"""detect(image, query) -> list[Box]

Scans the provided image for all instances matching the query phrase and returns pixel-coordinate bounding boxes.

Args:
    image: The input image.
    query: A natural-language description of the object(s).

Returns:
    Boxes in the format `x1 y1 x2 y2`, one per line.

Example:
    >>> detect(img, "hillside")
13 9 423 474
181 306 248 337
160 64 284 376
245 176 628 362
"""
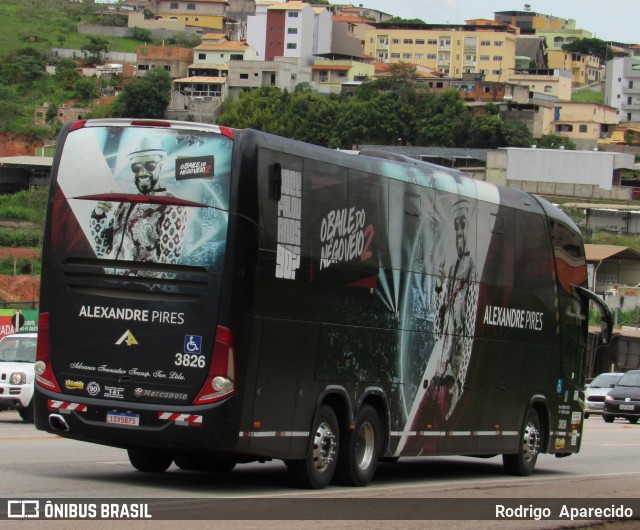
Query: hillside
0 247 40 304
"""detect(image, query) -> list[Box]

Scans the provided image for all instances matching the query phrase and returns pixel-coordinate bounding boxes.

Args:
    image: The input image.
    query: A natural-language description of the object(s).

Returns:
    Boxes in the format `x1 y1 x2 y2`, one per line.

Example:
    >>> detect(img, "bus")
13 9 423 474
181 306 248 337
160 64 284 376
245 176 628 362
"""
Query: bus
34 119 612 489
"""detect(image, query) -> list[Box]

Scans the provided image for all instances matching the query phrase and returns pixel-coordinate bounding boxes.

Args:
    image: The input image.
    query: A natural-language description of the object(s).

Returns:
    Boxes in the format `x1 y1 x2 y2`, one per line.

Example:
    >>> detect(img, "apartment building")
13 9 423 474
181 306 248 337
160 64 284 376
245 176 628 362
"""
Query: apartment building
605 56 640 123
171 34 258 102
311 55 375 94
547 49 602 87
331 12 373 57
246 1 331 66
552 102 618 149
153 0 228 31
363 23 518 82
507 68 572 101
494 9 569 34
225 56 311 99
135 46 194 78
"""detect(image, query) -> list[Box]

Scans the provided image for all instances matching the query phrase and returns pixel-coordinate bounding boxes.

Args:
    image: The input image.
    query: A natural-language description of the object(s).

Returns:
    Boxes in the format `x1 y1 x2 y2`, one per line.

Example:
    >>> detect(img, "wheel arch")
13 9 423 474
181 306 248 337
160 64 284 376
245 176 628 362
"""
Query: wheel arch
356 387 390 455
527 395 550 453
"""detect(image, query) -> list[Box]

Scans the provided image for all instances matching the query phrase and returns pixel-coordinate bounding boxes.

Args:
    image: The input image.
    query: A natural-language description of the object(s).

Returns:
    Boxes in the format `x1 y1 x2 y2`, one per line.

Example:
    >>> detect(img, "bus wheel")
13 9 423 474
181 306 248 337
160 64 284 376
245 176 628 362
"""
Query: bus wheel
628 418 638 424
287 405 339 489
18 401 34 423
334 405 381 486
503 408 542 476
127 447 173 473
603 415 615 423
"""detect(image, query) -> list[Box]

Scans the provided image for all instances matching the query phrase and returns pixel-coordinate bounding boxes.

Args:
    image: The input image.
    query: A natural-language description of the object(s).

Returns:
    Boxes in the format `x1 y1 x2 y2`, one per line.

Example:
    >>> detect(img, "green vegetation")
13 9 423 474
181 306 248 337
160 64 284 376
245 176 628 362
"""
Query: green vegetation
572 90 605 104
561 38 614 64
0 0 143 54
217 82 537 149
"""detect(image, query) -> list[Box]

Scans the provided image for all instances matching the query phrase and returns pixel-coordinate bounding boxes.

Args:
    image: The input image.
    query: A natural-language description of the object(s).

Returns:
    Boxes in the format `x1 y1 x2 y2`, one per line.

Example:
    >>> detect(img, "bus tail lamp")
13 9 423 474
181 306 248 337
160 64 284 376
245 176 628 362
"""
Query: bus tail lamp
34 312 61 392
193 326 236 405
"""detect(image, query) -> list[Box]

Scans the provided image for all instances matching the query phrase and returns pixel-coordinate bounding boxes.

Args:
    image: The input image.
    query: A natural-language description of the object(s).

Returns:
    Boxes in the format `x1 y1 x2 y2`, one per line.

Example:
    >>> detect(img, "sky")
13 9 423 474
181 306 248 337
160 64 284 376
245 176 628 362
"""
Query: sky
360 1 639 45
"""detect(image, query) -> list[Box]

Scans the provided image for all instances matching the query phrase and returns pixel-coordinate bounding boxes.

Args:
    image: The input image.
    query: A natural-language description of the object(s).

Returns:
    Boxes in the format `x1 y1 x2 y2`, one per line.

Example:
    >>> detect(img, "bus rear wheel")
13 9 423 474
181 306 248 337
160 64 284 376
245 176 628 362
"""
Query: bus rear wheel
334 405 381 487
503 408 542 476
287 405 339 489
127 447 173 473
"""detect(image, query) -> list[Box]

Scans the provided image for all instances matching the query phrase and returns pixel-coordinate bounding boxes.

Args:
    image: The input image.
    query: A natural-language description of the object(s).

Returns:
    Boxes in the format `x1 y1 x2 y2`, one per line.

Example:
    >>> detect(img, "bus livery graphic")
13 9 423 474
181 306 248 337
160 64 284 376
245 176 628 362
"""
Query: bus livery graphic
35 119 611 488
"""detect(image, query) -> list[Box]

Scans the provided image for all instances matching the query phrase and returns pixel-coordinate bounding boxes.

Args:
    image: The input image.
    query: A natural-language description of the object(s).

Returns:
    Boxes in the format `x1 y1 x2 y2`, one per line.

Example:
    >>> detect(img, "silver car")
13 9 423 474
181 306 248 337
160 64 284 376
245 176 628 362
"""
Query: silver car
584 372 624 418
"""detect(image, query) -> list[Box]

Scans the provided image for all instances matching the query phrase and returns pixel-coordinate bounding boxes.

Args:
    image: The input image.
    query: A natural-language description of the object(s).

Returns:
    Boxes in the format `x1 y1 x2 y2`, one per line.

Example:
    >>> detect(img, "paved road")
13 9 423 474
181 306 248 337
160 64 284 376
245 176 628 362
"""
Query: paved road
0 411 638 529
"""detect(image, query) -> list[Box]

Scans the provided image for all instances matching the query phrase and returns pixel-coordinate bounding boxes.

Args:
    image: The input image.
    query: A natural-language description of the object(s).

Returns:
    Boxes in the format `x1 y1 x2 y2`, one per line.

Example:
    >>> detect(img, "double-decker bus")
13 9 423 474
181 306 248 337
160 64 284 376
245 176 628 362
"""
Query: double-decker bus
34 119 611 488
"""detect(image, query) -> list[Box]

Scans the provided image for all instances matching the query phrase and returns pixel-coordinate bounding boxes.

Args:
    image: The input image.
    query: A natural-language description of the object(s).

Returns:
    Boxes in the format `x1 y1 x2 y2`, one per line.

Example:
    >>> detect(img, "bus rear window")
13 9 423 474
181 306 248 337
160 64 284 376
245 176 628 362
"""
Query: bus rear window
55 124 233 272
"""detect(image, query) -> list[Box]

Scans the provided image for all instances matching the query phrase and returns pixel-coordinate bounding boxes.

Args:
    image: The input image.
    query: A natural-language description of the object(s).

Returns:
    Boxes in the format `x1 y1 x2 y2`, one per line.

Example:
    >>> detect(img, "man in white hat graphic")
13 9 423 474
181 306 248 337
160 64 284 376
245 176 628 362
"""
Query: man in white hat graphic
90 137 186 268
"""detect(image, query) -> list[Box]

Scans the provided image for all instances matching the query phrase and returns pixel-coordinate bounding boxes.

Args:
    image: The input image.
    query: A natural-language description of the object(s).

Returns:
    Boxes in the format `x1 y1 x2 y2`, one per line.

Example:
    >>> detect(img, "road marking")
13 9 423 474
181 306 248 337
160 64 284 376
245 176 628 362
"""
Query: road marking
0 434 64 442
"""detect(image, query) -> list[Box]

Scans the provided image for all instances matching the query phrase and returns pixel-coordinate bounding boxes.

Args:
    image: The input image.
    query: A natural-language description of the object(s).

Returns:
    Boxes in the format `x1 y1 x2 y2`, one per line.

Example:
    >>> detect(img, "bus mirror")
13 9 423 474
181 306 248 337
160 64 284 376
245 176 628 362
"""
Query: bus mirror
572 284 613 346
269 164 282 201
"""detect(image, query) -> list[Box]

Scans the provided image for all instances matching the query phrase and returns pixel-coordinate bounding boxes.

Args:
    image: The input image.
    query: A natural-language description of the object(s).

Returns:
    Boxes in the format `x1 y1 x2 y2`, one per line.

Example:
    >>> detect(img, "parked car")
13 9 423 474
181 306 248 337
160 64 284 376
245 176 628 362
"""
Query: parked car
603 370 640 424
584 372 625 418
0 332 38 422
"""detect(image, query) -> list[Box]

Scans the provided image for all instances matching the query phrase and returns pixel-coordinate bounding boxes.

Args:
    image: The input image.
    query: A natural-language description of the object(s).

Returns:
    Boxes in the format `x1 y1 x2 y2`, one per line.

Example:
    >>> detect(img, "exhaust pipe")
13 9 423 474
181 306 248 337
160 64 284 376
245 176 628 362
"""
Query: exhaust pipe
49 414 70 432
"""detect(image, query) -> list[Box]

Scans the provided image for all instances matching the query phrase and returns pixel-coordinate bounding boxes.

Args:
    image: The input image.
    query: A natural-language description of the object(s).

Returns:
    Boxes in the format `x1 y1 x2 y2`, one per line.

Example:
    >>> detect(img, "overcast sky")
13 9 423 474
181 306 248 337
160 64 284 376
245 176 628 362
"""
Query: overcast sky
360 1 638 44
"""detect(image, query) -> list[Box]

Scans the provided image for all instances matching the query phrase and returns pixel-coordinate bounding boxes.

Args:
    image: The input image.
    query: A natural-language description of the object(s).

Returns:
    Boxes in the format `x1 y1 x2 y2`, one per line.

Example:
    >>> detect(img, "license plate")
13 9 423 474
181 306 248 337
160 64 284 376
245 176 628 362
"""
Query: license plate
106 411 140 426
619 404 635 411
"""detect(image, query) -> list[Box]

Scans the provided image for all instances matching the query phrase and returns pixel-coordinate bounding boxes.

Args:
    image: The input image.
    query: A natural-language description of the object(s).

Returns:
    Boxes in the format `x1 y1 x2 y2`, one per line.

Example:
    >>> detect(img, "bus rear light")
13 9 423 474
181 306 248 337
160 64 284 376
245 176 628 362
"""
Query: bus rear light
219 126 234 139
192 326 236 405
35 312 61 392
131 120 171 127
69 120 87 132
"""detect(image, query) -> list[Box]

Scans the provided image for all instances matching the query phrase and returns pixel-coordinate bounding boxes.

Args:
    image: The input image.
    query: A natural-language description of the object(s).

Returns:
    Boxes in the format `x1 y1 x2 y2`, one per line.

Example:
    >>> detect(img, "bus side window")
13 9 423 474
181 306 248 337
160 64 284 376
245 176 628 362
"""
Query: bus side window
477 203 514 288
515 210 555 311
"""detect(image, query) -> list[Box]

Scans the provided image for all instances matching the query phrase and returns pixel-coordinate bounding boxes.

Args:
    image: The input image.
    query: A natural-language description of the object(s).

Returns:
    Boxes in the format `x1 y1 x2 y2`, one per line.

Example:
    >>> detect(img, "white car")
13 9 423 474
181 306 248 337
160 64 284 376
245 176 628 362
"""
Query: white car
0 332 38 422
584 372 624 418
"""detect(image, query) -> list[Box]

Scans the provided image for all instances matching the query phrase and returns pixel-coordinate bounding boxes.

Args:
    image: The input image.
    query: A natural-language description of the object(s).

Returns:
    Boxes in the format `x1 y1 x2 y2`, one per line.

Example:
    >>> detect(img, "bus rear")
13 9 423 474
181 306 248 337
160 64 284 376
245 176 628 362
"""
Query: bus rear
34 119 241 470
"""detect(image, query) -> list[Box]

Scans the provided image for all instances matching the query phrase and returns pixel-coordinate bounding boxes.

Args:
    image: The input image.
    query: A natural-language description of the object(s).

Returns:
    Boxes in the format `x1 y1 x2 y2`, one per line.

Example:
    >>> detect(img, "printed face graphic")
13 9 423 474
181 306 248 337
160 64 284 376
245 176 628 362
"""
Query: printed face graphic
131 155 162 194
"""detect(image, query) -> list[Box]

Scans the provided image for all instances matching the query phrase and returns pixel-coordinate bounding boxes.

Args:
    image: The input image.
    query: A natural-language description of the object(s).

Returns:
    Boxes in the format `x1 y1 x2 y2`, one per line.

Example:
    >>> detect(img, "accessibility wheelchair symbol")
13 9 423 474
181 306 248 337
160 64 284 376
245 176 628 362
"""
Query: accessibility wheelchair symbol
184 335 202 354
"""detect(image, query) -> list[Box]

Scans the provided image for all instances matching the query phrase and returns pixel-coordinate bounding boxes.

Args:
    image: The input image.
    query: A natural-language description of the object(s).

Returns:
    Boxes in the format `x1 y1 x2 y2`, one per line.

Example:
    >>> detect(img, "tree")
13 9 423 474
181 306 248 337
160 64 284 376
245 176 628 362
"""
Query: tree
562 38 613 64
81 36 109 66
54 58 80 90
111 69 172 119
467 114 504 148
129 27 152 42
501 120 533 147
375 61 420 92
414 90 470 147
537 134 576 150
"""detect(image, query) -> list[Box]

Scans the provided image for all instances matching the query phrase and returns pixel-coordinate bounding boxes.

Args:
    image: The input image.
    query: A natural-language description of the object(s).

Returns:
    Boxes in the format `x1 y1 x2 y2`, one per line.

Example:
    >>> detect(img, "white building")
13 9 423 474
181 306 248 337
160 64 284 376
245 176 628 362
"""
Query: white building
605 56 640 123
246 1 331 66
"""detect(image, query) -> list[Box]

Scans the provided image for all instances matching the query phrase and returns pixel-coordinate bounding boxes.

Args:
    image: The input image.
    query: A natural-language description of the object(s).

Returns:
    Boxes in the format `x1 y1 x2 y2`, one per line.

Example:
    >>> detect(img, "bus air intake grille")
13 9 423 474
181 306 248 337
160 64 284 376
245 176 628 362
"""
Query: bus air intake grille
61 259 209 301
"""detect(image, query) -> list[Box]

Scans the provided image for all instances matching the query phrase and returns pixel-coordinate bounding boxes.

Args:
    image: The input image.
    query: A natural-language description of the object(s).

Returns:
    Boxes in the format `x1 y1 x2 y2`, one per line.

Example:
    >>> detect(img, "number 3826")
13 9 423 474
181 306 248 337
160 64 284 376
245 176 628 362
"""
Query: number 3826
174 353 205 368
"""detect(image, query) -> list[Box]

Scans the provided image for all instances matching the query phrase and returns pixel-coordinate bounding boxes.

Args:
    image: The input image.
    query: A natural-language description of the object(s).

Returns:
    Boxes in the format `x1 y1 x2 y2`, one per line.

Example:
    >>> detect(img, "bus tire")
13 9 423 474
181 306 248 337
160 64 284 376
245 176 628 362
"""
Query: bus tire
334 404 381 487
18 400 34 423
603 414 615 423
127 447 173 473
287 405 339 489
503 408 542 476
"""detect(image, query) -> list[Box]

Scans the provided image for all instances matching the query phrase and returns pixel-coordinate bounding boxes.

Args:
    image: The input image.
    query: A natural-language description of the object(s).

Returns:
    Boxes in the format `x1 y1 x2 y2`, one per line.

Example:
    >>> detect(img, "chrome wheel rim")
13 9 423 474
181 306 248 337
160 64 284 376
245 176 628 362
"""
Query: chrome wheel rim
522 420 540 463
312 421 336 472
355 421 375 471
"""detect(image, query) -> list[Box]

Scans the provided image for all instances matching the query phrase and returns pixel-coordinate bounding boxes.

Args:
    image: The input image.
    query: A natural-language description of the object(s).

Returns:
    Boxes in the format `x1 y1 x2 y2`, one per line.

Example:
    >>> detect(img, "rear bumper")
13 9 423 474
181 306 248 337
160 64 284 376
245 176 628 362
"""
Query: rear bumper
34 386 245 454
